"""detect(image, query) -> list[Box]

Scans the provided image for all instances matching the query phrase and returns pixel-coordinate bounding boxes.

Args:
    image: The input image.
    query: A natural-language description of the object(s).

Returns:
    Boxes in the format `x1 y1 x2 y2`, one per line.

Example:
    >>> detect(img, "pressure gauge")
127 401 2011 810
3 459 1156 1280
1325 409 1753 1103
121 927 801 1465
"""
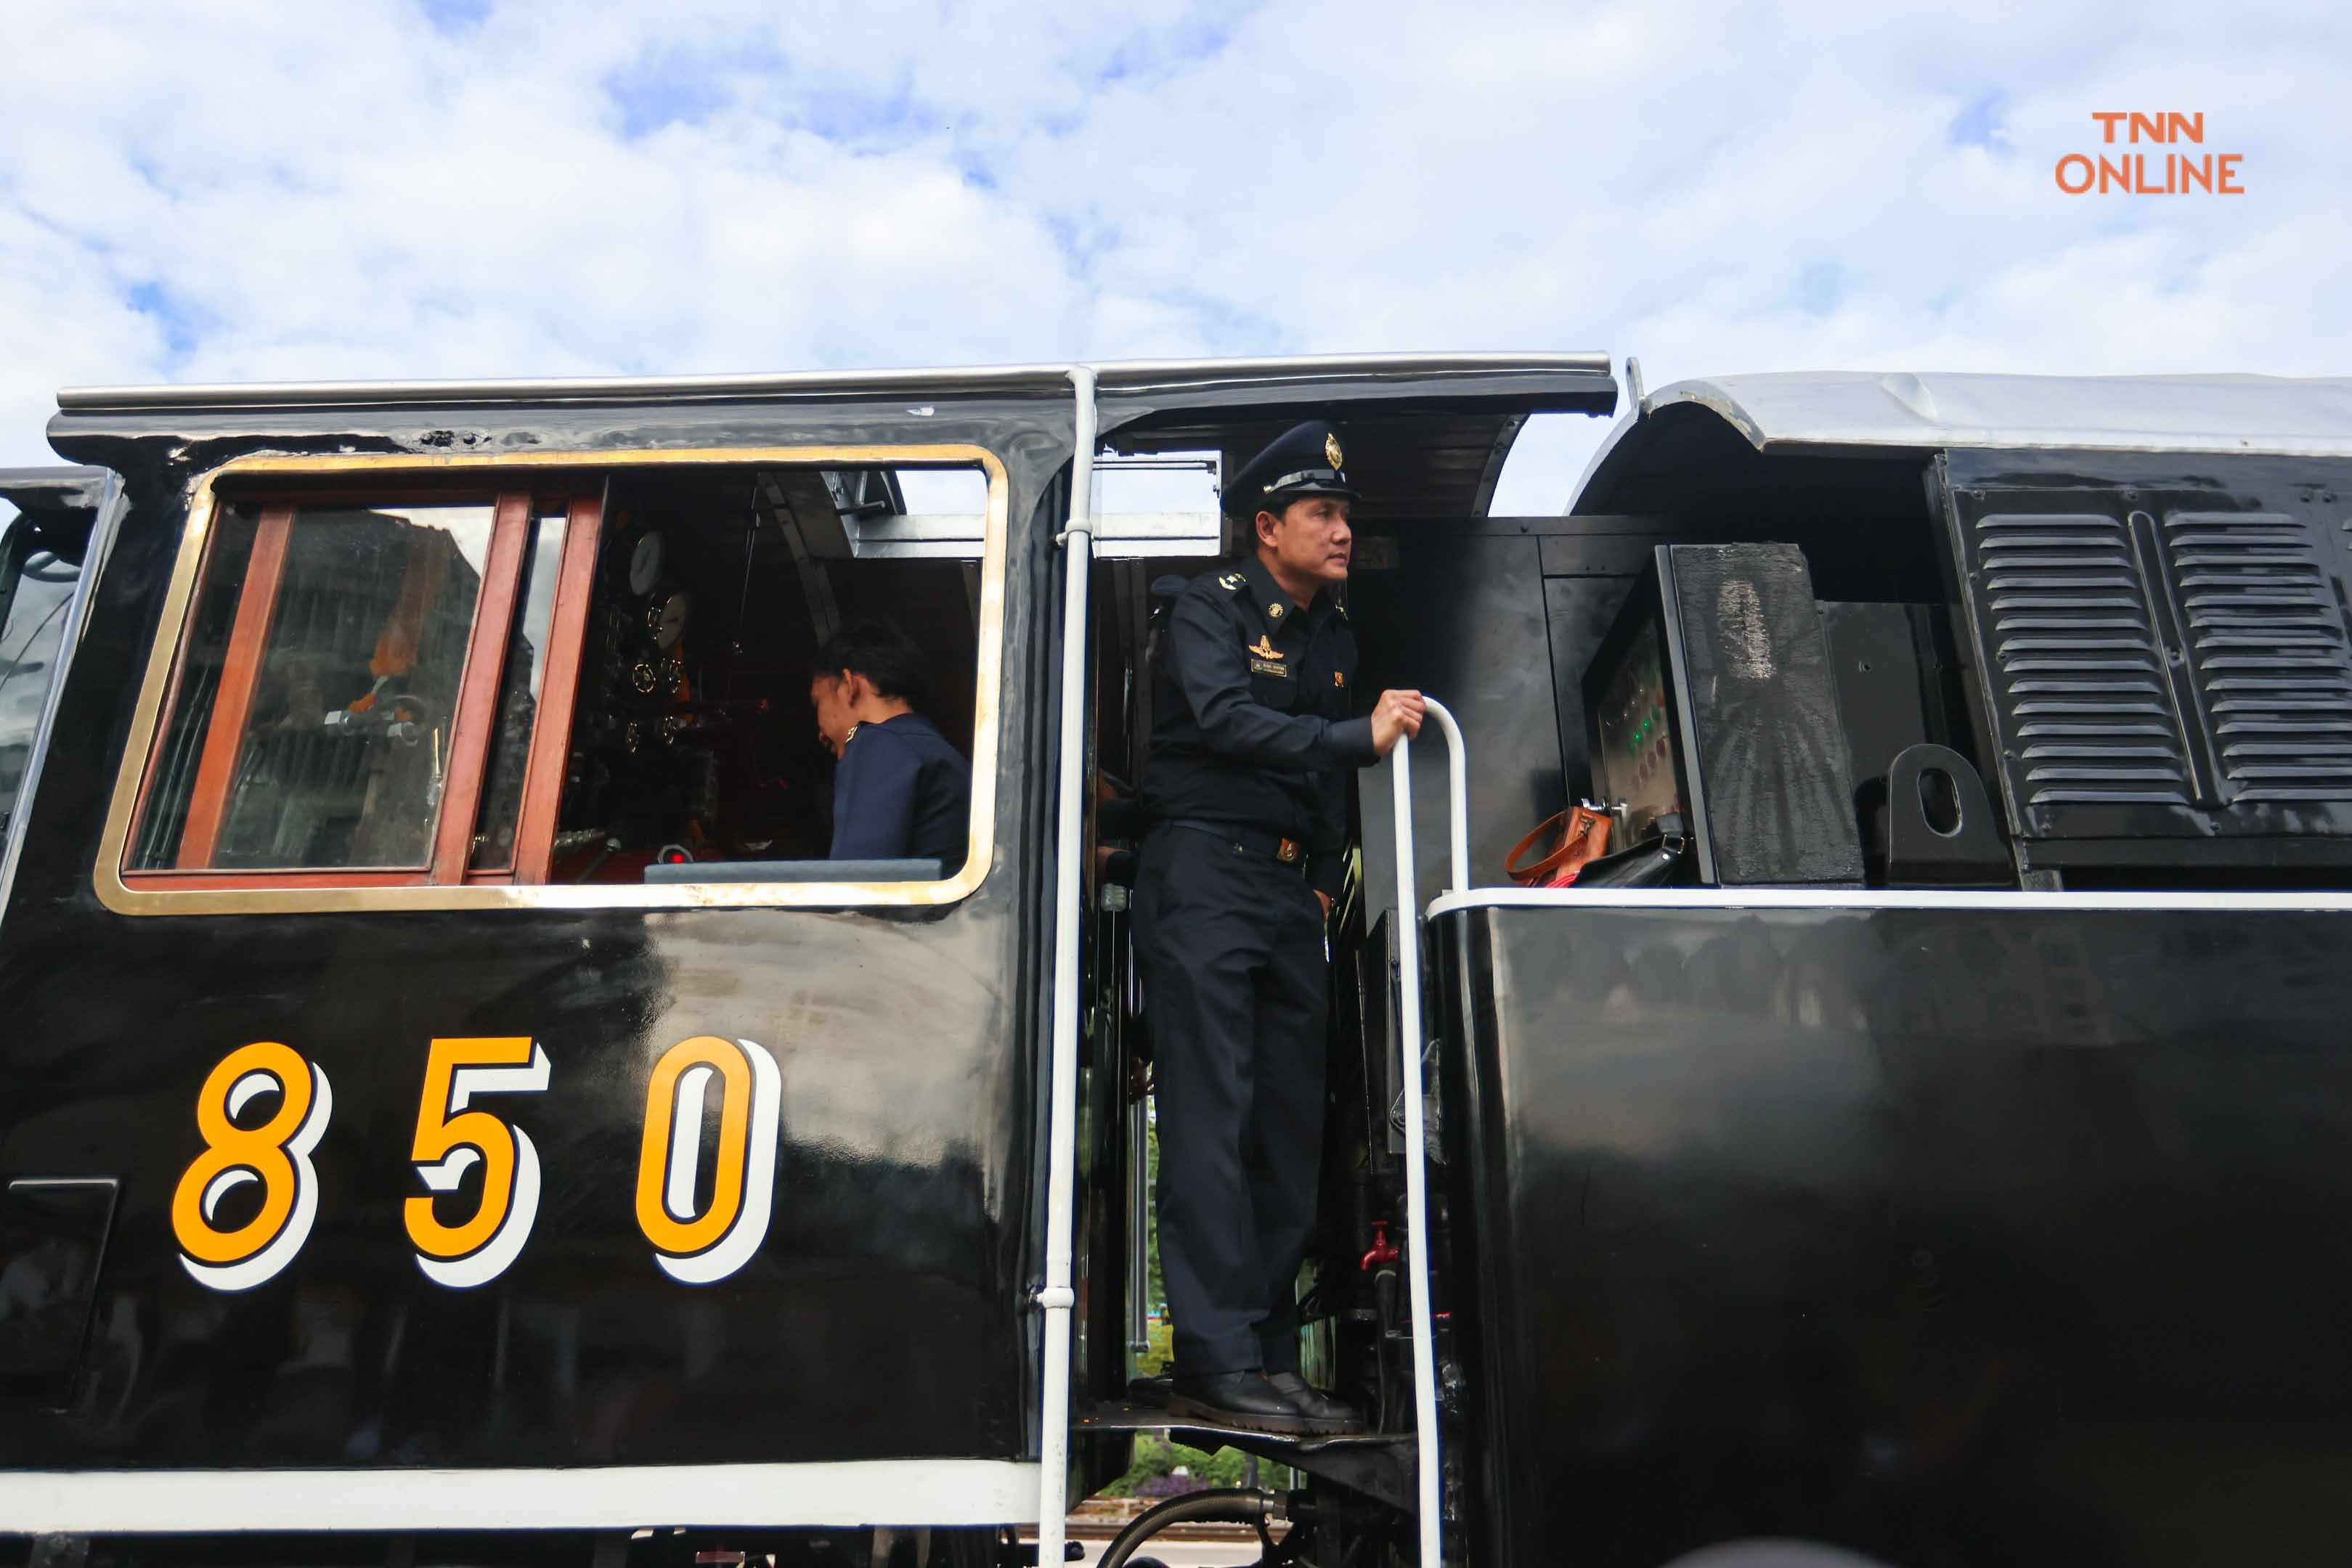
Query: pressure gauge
651 589 692 650
628 531 666 597
631 661 659 694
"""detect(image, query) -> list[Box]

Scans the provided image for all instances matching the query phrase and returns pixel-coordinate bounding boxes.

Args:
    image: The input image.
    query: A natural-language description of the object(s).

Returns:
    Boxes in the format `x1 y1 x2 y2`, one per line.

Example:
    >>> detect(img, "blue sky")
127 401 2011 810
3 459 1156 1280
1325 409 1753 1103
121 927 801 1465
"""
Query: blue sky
2 0 2345 508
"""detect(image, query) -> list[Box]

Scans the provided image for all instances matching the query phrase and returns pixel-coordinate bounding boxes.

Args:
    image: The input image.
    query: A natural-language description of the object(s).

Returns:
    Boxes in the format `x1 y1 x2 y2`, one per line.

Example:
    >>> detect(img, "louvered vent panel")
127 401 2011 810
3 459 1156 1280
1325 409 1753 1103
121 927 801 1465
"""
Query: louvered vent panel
2162 510 2352 802
1975 510 2193 807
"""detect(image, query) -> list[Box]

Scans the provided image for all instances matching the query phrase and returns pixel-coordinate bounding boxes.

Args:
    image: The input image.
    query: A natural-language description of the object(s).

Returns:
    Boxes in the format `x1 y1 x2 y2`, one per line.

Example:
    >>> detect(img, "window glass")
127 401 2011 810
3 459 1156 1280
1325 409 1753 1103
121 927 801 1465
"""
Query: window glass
134 507 261 869
1094 451 1221 514
550 463 985 884
137 501 495 871
893 467 989 516
0 510 82 838
469 504 569 871
116 454 1001 905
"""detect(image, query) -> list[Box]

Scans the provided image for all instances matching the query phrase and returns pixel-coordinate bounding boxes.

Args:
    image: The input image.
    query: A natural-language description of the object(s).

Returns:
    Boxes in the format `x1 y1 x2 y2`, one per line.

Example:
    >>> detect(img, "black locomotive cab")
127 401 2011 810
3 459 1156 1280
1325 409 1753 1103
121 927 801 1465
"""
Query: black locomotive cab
7 359 2352 1568
1372 368 2352 1568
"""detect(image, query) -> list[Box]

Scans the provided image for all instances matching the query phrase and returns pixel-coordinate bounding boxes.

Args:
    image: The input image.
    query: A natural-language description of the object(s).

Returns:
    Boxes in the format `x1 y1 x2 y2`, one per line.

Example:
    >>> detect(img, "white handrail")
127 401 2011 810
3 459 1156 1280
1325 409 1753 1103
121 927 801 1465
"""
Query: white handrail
1426 700 1468 898
1033 366 1098 1568
1389 695 1466 1567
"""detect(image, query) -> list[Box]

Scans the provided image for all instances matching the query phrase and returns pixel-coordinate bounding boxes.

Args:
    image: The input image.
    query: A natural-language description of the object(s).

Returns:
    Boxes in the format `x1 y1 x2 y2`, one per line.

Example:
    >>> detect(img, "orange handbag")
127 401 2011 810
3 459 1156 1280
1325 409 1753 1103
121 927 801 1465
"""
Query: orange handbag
1504 804 1613 888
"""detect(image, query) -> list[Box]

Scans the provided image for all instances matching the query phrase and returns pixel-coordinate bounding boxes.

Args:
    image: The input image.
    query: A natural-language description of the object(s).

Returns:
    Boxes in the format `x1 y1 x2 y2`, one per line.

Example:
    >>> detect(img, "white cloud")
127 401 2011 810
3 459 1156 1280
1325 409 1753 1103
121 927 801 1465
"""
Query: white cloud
0 0 2345 524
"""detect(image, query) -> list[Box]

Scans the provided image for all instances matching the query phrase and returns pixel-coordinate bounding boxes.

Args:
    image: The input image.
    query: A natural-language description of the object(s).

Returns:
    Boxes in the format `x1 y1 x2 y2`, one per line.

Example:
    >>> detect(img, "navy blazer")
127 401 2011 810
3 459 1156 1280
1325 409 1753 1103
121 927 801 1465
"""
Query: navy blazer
1139 555 1375 900
829 712 972 867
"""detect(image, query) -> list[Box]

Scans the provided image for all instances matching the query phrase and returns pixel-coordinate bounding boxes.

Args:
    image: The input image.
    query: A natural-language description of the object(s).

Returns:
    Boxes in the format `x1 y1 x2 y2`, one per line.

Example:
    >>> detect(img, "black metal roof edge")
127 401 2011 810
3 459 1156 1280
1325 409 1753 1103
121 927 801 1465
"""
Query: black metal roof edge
0 465 112 515
56 352 1614 415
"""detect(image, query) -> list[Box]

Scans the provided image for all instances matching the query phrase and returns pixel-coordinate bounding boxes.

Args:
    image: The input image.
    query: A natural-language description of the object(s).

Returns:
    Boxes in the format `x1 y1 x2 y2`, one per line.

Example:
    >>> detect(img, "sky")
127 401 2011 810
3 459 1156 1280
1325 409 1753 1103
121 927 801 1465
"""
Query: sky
1 0 2345 511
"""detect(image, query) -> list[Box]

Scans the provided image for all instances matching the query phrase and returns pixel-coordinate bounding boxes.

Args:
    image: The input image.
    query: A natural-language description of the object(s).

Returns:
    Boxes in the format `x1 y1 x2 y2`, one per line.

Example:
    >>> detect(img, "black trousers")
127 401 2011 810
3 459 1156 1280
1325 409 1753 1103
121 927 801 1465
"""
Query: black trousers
1134 824 1329 1376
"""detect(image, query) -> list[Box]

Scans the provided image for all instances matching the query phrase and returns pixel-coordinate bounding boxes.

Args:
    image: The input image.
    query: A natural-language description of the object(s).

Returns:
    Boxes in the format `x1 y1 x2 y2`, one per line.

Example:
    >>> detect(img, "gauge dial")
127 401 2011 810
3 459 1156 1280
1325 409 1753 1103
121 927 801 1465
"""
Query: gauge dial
652 589 692 650
628 531 666 597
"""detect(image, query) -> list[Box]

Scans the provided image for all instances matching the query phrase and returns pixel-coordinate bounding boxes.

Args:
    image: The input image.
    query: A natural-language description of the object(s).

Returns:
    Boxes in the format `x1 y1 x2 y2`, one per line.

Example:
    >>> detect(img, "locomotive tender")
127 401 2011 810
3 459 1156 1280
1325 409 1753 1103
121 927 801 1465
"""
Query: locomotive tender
4 357 2352 1567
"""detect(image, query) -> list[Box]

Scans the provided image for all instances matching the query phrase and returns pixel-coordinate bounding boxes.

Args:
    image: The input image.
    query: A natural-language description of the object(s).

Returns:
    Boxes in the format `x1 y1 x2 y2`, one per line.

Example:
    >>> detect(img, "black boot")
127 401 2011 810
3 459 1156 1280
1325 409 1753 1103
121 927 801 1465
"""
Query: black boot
1166 1370 1314 1435
1264 1371 1363 1434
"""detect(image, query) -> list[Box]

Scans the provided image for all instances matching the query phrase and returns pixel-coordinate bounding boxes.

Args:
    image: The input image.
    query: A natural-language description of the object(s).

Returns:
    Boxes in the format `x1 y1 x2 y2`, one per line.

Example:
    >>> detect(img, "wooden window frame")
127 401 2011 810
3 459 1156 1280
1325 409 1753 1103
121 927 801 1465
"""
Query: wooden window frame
166 501 295 870
123 487 603 893
94 444 1007 917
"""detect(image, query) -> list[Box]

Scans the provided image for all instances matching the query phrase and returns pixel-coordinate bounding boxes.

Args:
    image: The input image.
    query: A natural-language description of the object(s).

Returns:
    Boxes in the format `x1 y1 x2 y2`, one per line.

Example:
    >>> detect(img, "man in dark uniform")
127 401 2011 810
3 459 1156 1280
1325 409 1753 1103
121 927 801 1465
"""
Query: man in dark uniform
1136 420 1425 1434
810 619 972 868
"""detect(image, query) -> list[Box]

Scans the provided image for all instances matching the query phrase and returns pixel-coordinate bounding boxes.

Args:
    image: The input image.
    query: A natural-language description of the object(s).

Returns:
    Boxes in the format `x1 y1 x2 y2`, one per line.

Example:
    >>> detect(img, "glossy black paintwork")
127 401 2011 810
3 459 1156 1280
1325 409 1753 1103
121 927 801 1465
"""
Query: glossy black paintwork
3 370 1619 1495
0 393 1072 1468
0 467 110 565
1436 901 2352 1568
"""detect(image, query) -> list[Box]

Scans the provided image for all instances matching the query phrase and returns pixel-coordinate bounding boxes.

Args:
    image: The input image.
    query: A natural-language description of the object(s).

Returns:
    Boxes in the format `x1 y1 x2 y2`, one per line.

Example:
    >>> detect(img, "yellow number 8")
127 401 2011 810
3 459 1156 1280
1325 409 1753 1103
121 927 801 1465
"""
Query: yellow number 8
169 1042 334 1292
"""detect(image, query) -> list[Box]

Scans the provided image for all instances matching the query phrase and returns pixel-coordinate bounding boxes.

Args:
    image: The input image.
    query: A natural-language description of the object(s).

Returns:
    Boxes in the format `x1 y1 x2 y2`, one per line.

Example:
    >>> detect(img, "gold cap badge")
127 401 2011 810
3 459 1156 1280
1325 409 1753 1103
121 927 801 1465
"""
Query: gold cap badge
1325 432 1344 470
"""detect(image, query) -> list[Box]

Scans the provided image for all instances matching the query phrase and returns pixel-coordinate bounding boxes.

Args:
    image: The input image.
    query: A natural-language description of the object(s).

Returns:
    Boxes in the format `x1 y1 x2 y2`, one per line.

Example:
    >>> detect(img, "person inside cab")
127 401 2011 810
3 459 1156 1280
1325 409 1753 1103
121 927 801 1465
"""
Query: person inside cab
809 619 972 868
1134 420 1425 1436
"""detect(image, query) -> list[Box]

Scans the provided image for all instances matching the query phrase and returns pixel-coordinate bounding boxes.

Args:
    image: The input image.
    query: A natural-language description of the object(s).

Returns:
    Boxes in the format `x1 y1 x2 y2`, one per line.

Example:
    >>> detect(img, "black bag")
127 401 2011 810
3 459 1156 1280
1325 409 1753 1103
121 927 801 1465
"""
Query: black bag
1573 813 1694 889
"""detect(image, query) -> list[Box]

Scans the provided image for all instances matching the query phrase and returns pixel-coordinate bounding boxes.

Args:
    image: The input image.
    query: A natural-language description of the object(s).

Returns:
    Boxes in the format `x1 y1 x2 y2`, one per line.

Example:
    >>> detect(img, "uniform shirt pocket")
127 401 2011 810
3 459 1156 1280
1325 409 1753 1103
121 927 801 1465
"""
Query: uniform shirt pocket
1248 666 1296 709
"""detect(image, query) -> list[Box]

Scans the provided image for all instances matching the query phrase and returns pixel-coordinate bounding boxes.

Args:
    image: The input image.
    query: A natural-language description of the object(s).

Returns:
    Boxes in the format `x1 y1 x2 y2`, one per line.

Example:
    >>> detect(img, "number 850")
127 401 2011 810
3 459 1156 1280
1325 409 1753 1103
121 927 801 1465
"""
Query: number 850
168 1035 782 1293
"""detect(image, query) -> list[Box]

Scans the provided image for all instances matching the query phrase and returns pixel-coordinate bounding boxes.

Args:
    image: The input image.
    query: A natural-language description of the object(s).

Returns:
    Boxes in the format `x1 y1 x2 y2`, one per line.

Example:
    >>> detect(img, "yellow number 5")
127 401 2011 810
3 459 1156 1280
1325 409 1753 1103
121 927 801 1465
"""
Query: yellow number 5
404 1037 552 1289
170 1042 334 1292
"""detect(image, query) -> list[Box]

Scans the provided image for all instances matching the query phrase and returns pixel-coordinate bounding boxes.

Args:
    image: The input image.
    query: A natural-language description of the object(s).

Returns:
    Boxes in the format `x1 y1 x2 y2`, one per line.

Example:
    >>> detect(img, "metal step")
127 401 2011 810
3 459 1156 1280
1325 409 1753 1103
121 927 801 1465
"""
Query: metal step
1074 1399 1415 1514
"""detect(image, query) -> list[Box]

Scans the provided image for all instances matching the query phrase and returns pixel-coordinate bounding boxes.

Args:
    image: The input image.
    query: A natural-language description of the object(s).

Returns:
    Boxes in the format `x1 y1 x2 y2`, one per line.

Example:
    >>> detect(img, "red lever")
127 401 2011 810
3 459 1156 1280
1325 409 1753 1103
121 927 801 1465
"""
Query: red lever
1359 1220 1400 1271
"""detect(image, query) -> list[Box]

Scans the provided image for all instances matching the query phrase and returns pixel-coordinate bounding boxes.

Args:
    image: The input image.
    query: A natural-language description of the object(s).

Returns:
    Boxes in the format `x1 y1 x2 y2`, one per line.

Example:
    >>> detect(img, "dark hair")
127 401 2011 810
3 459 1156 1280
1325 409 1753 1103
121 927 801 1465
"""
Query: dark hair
813 618 931 706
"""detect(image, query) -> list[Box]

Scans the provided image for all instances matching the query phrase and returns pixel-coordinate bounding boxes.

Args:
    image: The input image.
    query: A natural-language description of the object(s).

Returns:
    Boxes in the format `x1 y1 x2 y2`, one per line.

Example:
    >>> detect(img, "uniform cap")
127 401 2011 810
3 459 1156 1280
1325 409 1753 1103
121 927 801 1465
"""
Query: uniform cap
1224 420 1359 518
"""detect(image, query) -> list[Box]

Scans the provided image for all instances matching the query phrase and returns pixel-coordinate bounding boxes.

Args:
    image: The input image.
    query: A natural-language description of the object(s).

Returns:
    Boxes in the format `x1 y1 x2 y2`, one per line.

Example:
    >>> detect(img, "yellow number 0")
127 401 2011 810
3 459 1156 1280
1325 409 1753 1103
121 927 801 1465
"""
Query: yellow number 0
404 1037 553 1289
170 1042 334 1292
635 1036 782 1283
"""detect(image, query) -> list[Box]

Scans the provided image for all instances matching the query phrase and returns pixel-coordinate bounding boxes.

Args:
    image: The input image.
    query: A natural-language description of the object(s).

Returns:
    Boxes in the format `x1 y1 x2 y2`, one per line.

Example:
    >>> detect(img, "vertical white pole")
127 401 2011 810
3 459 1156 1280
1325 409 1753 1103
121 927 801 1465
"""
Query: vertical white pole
1034 365 1097 1568
1390 725 1443 1566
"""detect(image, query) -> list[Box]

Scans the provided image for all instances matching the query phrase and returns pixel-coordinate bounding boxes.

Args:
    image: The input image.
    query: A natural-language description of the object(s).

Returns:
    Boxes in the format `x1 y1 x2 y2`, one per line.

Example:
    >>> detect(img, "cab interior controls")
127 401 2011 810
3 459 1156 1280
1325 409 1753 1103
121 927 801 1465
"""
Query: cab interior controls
7 362 2352 1568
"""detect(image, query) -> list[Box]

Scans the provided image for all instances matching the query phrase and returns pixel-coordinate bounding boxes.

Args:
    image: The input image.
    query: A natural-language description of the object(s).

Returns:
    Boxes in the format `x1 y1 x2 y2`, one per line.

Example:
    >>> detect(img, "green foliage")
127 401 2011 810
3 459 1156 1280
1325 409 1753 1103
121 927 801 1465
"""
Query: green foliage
1137 1318 1173 1379
1146 1111 1165 1318
1135 1114 1173 1378
1106 1107 1296 1500
1100 1434 1253 1497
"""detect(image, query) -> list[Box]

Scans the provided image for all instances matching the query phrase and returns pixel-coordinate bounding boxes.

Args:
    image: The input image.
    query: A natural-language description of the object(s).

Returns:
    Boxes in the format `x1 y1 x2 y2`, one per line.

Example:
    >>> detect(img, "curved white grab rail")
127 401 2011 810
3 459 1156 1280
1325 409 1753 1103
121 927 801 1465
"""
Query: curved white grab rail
1388 695 1465 1566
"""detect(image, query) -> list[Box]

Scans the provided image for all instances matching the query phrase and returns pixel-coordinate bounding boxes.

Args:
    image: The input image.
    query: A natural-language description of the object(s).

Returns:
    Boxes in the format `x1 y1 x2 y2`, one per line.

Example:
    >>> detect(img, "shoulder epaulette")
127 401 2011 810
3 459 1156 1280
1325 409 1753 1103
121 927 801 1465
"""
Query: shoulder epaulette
1213 570 1248 592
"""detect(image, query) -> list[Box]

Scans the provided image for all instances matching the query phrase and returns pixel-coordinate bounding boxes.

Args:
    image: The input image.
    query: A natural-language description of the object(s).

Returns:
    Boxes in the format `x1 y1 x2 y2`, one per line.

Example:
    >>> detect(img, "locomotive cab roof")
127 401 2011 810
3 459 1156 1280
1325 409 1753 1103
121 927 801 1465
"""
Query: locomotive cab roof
1574 368 2352 513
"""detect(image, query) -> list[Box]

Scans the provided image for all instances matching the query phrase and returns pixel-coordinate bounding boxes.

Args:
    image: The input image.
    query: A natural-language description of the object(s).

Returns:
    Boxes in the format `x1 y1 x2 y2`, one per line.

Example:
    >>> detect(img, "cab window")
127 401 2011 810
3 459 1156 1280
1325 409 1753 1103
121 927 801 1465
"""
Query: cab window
133 499 501 872
0 507 83 839
118 457 996 902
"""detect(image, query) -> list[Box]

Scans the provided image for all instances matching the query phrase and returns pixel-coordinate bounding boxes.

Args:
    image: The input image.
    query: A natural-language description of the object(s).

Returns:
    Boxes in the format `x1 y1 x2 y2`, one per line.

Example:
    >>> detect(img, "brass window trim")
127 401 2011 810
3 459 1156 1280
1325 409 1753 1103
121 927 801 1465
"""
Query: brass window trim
95 444 1012 916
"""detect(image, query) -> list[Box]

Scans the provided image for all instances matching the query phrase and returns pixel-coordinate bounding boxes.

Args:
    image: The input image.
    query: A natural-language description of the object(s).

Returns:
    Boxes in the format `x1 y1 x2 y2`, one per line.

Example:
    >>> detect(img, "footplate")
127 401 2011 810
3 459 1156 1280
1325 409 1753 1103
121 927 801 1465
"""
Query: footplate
1073 1398 1417 1514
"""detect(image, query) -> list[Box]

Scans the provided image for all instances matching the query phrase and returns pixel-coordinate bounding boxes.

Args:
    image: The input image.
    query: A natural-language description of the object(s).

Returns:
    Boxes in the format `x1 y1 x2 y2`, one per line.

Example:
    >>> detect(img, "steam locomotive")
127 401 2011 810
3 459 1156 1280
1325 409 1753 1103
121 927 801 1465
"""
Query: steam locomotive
4 356 2352 1567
